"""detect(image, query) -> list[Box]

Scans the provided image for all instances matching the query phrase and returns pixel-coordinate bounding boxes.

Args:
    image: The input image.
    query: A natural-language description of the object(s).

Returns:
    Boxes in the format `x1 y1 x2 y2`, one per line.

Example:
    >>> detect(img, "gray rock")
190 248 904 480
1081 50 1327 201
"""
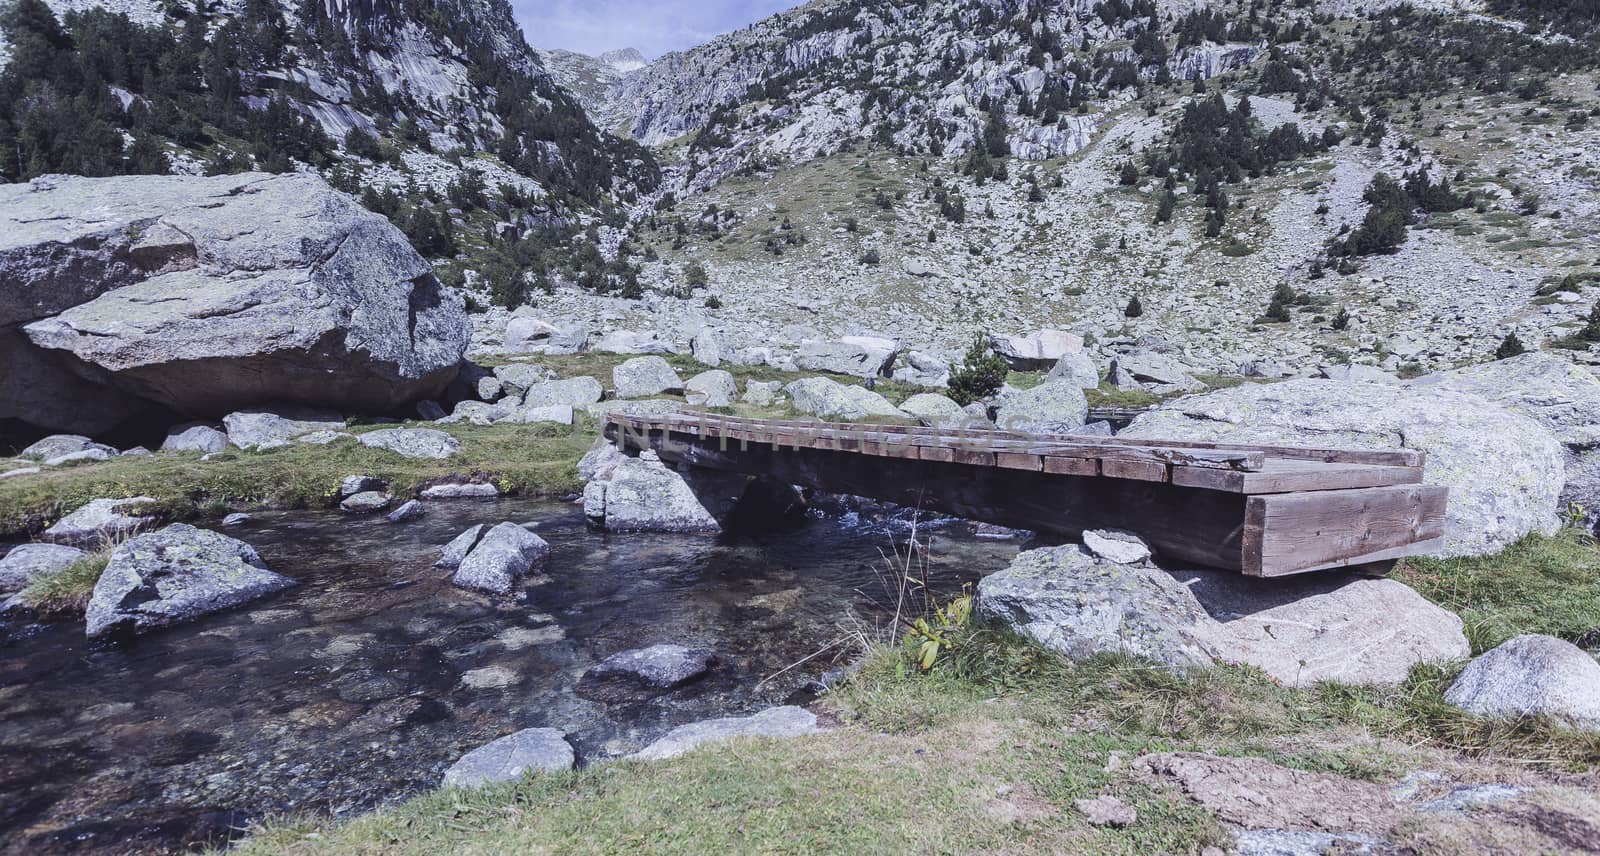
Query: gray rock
416 399 447 421
784 377 905 421
358 428 460 460
898 393 968 428
1123 379 1566 557
122 447 149 457
742 380 784 407
585 643 715 689
476 375 505 402
44 497 158 546
439 400 515 426
44 449 112 467
990 329 1083 370
1444 635 1600 731
0 328 144 434
1240 359 1290 379
493 363 558 398
385 499 425 523
613 356 684 399
295 430 352 445
1074 795 1137 828
510 403 575 425
442 727 575 788
521 376 604 409
976 545 1469 686
684 370 737 407
587 398 684 419
1 467 40 479
1414 353 1600 530
586 452 747 533
7 173 467 418
338 475 386 500
339 491 392 513
221 513 251 527
452 522 550 594
161 423 228 454
593 328 670 354
1070 421 1115 437
631 706 818 761
993 380 1089 433
420 482 500 501
19 434 115 462
0 543 89 594
794 336 899 378
1109 349 1203 390
504 316 588 355
890 351 951 388
85 523 295 638
1046 352 1101 389
690 327 723 367
1081 529 1152 565
435 524 488 569
224 407 345 450
577 437 628 482
1321 364 1399 384
902 257 934 277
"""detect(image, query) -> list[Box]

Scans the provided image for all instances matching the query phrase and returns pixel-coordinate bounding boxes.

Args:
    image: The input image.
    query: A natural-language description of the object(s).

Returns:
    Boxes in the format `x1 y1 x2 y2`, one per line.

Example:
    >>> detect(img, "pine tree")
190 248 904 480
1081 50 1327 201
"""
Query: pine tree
1495 332 1526 359
1125 295 1144 318
947 335 1009 406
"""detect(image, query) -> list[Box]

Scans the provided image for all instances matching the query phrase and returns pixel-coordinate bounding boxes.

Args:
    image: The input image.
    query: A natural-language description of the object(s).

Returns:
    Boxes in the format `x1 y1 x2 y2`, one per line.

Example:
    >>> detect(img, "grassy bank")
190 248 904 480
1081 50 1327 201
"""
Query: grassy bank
235 530 1600 855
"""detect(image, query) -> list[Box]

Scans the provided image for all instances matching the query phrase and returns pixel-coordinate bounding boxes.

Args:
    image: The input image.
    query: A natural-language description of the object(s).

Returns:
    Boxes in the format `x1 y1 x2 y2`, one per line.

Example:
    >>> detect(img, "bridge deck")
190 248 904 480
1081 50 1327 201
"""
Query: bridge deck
604 411 1448 578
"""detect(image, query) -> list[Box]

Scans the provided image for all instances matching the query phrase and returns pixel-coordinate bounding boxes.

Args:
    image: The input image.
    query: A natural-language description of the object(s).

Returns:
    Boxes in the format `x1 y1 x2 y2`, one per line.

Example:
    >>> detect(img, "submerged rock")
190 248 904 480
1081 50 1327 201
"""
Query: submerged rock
85 524 295 638
1444 635 1600 731
45 497 158 546
339 491 392 514
386 500 425 523
0 543 89 594
585 643 716 689
976 545 1468 686
631 706 819 761
357 428 460 460
451 522 550 594
584 452 748 533
420 482 500 501
442 727 574 788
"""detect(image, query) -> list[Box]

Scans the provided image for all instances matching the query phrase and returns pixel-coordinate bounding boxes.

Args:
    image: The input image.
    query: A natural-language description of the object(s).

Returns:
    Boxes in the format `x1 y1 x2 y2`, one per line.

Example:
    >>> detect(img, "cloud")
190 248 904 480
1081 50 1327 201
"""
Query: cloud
517 0 799 59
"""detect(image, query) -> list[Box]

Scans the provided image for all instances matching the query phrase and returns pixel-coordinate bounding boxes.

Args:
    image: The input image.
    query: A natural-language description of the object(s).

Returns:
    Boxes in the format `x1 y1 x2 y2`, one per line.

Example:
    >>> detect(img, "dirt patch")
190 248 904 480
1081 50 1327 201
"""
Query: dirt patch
1135 751 1401 834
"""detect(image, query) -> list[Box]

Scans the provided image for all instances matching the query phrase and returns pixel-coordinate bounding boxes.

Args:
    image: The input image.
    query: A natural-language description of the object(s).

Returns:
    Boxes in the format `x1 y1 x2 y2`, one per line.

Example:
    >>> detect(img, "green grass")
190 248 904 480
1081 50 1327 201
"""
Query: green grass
18 549 111 614
0 422 594 539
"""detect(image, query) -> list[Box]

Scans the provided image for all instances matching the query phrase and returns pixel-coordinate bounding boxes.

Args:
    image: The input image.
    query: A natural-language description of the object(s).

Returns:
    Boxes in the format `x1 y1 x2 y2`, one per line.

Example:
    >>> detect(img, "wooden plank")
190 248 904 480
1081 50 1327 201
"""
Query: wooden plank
1043 456 1098 476
1246 485 1449 577
1172 458 1425 494
995 452 1043 471
1100 458 1168 482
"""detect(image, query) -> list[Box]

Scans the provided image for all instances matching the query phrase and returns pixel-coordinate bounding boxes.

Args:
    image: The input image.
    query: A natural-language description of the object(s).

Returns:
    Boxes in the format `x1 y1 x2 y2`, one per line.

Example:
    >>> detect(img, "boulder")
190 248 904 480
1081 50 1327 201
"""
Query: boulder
1413 353 1600 529
85 523 295 638
584 643 715 689
976 545 1469 686
385 499 425 523
476 375 505 402
742 380 784 407
521 376 604 409
221 513 251 527
0 543 88 594
1075 795 1137 828
339 491 392 513
577 437 628 482
784 377 905 421
1444 635 1600 731
993 381 1089 434
161 423 228 454
510 403 575 425
1046 352 1101 389
224 407 345 450
19 434 115 462
357 428 460 460
1109 349 1203 390
0 328 145 434
1081 529 1152 565
451 522 550 594
492 363 557 398
439 400 515 426
690 327 723 367
504 317 588 355
1122 380 1566 557
990 329 1083 370
588 398 682 419
585 452 748 533
631 706 819 761
6 173 468 419
898 393 968 428
891 351 951 388
593 329 670 354
44 449 112 466
420 482 500 500
44 497 158 546
795 336 899 378
613 356 684 399
435 524 488 569
338 475 386 499
2 467 41 479
442 728 574 788
684 370 737 407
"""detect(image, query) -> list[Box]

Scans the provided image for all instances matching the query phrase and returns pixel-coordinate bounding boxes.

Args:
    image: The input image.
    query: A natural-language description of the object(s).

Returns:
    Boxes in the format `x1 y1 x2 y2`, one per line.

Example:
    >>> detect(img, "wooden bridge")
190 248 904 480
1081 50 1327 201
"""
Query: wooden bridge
602 411 1448 578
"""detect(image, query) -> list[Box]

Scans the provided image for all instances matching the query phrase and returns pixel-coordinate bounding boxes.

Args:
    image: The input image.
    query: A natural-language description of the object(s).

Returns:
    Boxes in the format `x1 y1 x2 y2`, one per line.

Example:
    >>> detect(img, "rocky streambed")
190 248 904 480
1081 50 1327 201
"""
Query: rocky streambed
0 498 1017 854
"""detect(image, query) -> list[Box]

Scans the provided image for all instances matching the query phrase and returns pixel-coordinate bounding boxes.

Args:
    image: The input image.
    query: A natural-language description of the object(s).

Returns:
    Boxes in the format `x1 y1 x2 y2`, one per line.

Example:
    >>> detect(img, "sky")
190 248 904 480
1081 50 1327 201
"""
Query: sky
517 0 801 59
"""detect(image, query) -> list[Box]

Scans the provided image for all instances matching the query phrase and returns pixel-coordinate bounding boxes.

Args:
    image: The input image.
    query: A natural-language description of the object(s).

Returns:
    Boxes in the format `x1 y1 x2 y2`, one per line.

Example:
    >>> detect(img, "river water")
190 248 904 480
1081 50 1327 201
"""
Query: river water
0 499 1020 854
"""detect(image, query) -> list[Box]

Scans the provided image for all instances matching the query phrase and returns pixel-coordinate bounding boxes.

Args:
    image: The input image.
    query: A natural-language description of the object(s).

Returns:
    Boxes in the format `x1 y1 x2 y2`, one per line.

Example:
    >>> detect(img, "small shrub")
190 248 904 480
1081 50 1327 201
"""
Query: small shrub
683 261 708 288
1495 331 1526 359
946 335 1009 406
1124 295 1144 318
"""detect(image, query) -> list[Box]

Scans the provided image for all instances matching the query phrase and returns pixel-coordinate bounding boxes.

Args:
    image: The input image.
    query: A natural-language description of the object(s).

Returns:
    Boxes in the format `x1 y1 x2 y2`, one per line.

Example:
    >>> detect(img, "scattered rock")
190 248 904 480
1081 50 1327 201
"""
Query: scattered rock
451 522 550 594
44 449 112 466
631 706 818 761
85 523 295 638
990 329 1083 370
1109 349 1202 390
20 435 116 462
891 350 951 388
357 428 460 460
296 430 352 445
690 327 723 367
420 482 500 501
476 375 505 402
504 316 588 355
993 380 1089 433
1320 364 1398 384
0 543 89 594
224 407 345 450
684 369 737 407
613 356 684 399
1046 352 1101 389
442 728 575 788
742 380 784 407
1123 380 1566 557
1137 752 1398 834
386 500 425 523
976 545 1468 686
577 436 628 482
511 403 575 425
785 377 905 421
1081 529 1152 565
338 475 386 500
521 376 604 409
1074 795 1137 828
585 643 715 689
898 392 969 428
44 497 158 546
221 513 251 527
1444 634 1600 731
492 363 558 399
339 491 392 513
435 524 488 569
795 336 899 378
160 423 228 454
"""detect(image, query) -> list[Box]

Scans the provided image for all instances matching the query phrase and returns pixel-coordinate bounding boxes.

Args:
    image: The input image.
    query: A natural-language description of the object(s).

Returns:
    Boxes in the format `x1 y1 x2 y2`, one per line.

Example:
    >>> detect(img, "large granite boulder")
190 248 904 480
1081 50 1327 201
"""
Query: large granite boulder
1412 353 1600 530
451 522 550 594
0 543 89 594
989 329 1082 370
442 728 574 788
85 524 295 637
492 363 558 399
0 329 144 434
1046 352 1101 389
795 336 899 378
993 380 1089 433
976 545 1469 686
1122 380 1565 557
613 356 684 399
631 706 819 761
583 452 748 533
784 377 906 422
44 497 158 546
1 172 468 427
1444 635 1600 731
684 370 737 407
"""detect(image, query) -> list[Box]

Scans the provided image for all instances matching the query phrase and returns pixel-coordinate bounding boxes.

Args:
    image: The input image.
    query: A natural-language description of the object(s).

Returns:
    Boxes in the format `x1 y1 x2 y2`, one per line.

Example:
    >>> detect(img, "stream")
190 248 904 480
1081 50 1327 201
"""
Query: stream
0 498 1020 854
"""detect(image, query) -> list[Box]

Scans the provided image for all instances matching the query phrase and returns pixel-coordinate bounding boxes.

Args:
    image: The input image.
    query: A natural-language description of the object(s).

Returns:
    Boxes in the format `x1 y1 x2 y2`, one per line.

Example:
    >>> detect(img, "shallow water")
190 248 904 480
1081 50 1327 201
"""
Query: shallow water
0 498 1019 854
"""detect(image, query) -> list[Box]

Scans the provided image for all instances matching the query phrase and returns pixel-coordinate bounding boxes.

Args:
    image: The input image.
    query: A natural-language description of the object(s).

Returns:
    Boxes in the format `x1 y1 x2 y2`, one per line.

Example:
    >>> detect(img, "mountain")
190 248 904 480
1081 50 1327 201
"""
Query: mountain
535 46 645 116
